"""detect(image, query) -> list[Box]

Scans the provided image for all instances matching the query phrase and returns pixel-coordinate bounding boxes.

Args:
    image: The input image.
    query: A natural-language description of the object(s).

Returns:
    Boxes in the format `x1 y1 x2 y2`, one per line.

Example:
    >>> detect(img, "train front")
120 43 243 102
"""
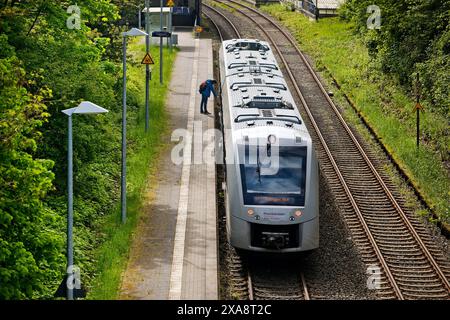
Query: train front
226 127 319 253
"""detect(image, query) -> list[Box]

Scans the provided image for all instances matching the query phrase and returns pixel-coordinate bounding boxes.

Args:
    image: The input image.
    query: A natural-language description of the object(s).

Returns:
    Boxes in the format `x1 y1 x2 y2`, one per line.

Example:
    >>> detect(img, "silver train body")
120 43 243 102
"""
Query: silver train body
219 39 319 253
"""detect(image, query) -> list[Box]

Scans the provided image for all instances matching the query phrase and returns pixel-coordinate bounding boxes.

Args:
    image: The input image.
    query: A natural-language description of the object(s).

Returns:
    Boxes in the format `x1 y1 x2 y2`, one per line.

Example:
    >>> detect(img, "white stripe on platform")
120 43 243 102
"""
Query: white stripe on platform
168 38 200 300
205 40 218 299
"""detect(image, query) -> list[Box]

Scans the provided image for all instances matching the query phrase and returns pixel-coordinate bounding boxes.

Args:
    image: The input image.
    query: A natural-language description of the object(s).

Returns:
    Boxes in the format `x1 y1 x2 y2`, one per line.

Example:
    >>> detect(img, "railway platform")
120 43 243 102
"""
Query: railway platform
119 29 218 300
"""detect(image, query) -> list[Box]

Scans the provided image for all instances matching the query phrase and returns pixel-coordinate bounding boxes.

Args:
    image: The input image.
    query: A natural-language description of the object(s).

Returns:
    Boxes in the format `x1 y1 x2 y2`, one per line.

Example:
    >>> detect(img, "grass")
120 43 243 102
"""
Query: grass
87 41 178 300
260 4 449 223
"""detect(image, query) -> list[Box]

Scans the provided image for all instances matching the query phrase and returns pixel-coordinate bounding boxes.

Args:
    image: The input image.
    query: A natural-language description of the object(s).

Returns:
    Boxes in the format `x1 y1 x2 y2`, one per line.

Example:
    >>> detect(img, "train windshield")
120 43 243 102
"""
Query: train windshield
240 146 307 206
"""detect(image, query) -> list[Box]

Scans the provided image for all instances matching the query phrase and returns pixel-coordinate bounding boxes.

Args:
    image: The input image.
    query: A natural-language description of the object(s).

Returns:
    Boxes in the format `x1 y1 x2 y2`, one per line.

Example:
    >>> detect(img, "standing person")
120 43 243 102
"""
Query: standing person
199 79 217 115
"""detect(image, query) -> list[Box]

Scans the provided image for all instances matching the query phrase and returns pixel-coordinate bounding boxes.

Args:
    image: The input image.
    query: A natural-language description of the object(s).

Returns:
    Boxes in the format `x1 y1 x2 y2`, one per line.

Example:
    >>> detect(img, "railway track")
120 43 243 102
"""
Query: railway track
226 246 311 300
203 3 241 40
248 264 310 300
207 0 450 299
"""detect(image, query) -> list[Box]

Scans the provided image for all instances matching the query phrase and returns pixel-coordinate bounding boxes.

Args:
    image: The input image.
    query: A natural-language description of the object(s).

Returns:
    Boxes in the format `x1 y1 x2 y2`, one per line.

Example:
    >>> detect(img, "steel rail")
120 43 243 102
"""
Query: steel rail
203 3 242 39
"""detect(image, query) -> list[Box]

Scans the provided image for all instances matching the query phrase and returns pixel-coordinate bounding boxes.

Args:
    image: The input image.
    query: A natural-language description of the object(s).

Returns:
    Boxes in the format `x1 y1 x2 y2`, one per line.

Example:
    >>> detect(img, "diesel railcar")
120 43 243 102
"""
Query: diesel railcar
219 39 319 253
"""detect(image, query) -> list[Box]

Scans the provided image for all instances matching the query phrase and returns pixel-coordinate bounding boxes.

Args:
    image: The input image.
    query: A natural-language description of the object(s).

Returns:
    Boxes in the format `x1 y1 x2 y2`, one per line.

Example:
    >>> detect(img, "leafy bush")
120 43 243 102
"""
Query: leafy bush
0 0 149 299
340 0 450 117
0 36 64 299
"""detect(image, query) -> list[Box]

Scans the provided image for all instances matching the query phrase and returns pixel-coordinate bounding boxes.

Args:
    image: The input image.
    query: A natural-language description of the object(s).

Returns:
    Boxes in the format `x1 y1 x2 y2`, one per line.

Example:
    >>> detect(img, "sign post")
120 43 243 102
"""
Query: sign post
152 31 172 53
413 74 424 149
145 0 151 132
415 102 422 148
159 0 163 84
167 0 174 49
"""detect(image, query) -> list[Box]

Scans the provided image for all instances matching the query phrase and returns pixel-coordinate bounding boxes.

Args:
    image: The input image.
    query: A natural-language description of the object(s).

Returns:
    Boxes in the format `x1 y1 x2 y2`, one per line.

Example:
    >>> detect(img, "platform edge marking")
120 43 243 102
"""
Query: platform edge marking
168 38 200 300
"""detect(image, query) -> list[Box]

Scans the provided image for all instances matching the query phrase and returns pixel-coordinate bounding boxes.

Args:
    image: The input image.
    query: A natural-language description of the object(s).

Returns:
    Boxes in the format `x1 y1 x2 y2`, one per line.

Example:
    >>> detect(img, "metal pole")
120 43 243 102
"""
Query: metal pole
137 5 141 29
416 73 420 149
196 0 201 25
67 115 74 300
169 7 173 49
121 36 127 224
145 0 150 132
315 0 319 21
160 0 163 84
416 108 419 148
138 5 142 30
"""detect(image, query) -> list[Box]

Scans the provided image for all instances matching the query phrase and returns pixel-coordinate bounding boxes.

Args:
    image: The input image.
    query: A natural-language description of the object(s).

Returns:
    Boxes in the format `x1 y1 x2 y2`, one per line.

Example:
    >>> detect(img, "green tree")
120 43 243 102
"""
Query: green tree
0 0 152 298
0 35 64 299
340 0 450 115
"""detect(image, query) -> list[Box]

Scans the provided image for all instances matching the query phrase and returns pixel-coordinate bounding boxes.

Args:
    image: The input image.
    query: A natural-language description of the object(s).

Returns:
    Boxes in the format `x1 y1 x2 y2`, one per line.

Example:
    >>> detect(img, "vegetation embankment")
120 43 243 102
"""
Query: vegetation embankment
0 0 176 299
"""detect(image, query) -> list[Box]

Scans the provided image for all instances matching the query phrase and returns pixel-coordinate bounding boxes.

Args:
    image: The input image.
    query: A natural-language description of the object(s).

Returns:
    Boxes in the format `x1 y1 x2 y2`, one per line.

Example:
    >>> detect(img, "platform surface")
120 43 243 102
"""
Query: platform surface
119 30 218 300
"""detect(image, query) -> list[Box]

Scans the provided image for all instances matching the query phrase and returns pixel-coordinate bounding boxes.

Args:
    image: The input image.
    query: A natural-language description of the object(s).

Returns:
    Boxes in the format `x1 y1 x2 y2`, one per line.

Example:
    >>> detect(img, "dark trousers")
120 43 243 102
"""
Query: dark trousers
200 95 208 113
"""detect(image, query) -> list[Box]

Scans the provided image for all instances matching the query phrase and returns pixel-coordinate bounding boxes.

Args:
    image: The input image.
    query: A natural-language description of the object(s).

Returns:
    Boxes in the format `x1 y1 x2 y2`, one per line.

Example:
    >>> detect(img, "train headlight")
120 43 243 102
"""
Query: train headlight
294 210 302 217
247 208 255 216
268 134 277 145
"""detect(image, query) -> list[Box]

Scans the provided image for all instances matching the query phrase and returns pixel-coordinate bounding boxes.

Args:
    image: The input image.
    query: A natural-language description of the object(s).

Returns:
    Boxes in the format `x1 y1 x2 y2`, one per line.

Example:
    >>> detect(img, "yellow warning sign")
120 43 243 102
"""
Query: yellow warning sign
141 53 155 65
167 0 175 7
412 102 425 113
195 26 203 33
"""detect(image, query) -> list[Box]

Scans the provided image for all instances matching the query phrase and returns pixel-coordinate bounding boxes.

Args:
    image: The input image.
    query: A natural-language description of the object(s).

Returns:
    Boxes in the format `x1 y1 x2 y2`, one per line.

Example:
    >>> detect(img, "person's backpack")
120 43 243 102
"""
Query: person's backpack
199 81 207 94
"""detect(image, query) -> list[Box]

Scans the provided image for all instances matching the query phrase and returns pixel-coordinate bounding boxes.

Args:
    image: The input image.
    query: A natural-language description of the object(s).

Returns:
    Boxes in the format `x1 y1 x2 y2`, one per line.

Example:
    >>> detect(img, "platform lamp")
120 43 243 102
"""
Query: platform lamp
62 101 109 300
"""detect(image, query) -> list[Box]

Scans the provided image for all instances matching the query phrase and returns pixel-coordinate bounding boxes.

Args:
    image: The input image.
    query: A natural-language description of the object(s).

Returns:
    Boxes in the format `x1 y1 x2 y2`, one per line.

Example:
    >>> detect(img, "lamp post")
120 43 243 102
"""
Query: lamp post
130 3 142 29
138 4 142 29
62 101 108 300
121 27 148 224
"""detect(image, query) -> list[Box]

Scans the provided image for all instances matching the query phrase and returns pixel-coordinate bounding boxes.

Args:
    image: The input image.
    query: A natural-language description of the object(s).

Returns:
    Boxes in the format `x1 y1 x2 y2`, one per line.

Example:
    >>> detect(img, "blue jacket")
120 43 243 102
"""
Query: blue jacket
201 80 217 98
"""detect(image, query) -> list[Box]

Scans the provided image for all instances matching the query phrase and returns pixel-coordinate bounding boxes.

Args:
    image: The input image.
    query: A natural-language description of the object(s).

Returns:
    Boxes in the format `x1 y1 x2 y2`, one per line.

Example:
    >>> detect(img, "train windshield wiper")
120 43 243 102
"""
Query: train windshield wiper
256 149 262 184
